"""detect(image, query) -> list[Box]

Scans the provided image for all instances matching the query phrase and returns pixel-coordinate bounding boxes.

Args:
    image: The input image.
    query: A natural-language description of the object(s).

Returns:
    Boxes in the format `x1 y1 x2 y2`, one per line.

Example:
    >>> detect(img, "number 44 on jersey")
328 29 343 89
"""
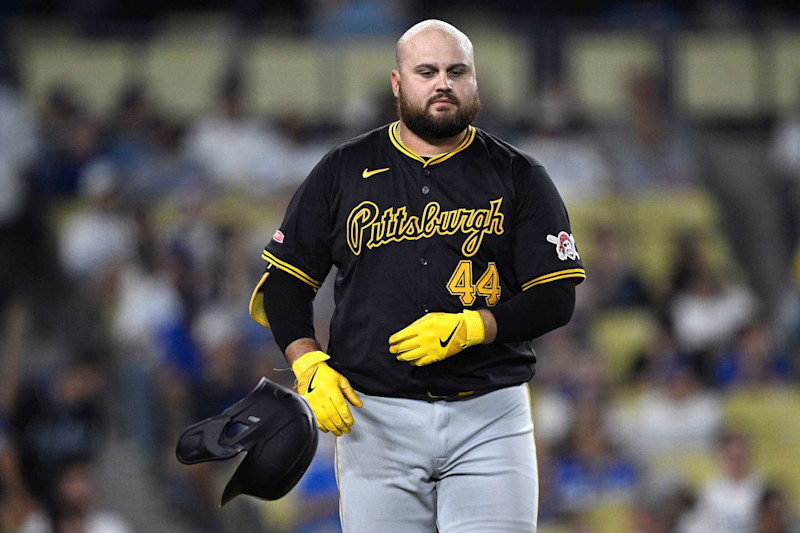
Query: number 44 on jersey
446 260 501 307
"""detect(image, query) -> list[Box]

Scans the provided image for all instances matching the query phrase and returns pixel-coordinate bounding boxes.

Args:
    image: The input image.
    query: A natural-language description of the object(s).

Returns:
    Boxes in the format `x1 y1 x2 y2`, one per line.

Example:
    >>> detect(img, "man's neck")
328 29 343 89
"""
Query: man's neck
397 122 468 158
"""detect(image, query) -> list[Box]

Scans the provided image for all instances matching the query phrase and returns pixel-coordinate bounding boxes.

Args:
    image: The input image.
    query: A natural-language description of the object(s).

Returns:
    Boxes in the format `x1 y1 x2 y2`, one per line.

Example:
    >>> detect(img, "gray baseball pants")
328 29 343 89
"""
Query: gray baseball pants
335 383 538 532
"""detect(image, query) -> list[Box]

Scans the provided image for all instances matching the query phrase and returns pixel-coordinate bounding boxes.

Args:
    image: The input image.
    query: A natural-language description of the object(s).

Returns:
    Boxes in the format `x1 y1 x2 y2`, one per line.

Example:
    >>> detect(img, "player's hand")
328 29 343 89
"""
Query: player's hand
292 351 363 436
388 310 485 366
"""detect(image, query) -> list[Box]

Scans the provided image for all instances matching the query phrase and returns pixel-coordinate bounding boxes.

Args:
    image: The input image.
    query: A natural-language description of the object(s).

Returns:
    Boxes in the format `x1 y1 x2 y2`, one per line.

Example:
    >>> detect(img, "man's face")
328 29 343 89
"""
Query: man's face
392 30 480 140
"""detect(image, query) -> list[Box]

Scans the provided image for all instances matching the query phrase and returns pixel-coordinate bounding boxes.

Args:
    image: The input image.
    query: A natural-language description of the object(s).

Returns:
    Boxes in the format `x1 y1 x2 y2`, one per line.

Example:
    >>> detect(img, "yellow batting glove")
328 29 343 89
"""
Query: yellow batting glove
292 351 363 436
388 310 485 366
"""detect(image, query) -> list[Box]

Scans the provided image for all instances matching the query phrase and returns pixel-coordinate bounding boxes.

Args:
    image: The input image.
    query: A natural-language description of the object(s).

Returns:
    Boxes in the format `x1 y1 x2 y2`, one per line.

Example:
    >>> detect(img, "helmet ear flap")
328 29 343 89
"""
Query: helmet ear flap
175 377 319 505
176 416 241 464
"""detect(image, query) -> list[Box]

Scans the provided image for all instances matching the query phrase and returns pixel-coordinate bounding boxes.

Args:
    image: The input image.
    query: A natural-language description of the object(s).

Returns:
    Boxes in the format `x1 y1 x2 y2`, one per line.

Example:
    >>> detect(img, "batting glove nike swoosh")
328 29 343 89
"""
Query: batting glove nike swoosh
292 351 363 436
388 310 485 366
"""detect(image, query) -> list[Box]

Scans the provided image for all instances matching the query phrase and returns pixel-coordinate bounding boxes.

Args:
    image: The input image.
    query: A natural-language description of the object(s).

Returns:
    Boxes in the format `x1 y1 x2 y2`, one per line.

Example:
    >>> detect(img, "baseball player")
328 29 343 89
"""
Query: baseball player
249 19 585 532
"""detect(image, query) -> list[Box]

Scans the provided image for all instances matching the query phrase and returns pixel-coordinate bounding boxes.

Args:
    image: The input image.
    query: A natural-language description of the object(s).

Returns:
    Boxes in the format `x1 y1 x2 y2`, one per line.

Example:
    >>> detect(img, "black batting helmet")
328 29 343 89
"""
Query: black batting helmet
176 377 318 506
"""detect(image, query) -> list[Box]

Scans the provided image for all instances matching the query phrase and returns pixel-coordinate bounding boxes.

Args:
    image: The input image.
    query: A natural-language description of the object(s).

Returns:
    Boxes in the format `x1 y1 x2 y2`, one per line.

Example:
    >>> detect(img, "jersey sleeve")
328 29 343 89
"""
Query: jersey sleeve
513 164 585 291
250 157 333 328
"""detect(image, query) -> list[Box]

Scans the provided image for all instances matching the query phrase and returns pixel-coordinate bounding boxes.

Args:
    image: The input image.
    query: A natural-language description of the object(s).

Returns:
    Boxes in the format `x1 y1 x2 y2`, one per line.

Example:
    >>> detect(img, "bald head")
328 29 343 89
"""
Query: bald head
395 20 474 72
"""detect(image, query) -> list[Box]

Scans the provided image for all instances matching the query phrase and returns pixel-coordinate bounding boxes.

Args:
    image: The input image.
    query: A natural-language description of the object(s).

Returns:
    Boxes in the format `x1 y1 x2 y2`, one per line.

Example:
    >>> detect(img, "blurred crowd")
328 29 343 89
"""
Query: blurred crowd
1 15 800 533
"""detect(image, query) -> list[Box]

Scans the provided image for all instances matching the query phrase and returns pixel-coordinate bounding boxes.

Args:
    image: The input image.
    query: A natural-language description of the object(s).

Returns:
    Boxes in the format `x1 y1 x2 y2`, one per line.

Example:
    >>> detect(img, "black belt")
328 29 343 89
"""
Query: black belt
399 384 509 403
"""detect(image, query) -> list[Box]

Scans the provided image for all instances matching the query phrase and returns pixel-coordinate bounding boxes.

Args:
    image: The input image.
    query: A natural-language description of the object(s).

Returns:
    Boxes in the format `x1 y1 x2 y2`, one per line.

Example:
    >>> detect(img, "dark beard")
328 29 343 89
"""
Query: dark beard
398 87 481 140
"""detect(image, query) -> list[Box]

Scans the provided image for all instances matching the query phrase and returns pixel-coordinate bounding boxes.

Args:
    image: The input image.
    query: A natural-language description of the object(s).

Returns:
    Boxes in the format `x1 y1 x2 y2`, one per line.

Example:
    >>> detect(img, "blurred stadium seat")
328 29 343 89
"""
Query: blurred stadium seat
248 38 329 119
16 29 129 116
589 309 659 384
724 387 800 503
650 450 719 490
584 502 632 533
145 33 229 118
567 32 659 118
676 34 762 118
771 32 800 114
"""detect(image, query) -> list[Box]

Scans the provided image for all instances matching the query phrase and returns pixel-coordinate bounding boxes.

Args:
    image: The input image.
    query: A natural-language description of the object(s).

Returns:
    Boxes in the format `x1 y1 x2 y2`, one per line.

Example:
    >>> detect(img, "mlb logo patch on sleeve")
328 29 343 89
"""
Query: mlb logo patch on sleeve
273 230 285 244
546 231 580 261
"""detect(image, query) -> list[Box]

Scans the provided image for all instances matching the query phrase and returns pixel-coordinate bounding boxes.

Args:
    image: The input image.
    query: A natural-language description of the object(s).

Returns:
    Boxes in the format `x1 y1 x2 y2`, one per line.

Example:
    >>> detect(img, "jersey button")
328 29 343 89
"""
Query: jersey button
422 304 429 312
423 169 431 177
420 257 428 266
421 185 430 194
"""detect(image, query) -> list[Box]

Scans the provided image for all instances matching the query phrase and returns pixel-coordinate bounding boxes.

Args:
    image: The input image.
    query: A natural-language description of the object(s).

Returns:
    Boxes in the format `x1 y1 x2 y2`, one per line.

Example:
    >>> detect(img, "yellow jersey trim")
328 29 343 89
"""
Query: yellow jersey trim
261 251 323 290
521 268 586 291
388 121 476 167
249 271 271 328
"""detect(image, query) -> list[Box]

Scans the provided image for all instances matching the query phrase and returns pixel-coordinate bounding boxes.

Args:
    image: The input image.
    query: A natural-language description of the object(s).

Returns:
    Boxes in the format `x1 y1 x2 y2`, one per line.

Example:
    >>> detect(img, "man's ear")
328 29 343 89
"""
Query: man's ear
391 70 400 98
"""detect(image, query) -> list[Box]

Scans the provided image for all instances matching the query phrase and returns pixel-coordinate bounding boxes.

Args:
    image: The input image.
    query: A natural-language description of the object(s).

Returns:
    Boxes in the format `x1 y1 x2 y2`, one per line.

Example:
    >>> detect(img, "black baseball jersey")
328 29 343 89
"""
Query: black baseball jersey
250 121 585 398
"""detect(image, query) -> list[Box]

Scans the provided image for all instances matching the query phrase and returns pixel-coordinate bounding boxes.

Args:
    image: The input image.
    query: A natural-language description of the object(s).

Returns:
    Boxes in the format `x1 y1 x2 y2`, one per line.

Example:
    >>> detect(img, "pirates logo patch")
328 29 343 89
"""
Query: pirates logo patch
546 231 580 261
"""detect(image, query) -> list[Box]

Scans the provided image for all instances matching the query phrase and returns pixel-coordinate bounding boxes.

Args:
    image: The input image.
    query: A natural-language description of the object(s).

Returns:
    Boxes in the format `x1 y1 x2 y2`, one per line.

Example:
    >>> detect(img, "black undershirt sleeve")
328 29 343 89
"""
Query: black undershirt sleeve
490 279 576 344
261 268 317 353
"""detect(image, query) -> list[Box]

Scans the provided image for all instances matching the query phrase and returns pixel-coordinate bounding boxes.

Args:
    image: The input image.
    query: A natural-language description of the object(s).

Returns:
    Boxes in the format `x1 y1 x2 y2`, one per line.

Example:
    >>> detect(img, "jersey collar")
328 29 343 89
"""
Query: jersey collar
389 121 476 168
